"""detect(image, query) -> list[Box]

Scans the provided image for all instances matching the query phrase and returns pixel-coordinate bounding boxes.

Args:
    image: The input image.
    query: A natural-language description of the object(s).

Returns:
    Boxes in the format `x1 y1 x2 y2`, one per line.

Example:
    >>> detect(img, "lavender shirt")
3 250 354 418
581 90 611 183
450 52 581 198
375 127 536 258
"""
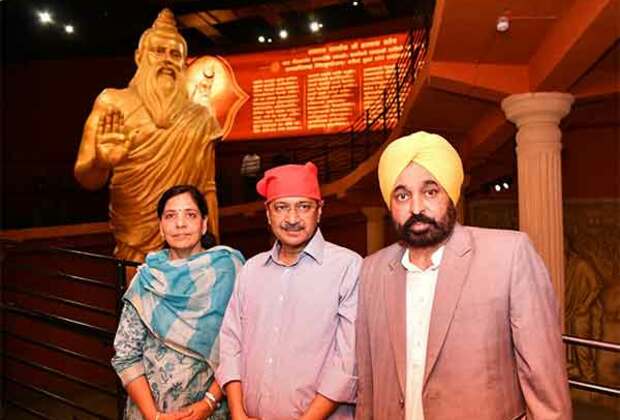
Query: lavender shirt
216 229 362 419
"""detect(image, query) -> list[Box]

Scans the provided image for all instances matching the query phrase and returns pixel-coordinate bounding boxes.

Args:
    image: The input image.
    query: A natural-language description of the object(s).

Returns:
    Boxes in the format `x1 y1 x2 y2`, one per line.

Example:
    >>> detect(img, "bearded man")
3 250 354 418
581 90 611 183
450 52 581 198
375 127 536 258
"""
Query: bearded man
355 131 571 420
74 9 222 261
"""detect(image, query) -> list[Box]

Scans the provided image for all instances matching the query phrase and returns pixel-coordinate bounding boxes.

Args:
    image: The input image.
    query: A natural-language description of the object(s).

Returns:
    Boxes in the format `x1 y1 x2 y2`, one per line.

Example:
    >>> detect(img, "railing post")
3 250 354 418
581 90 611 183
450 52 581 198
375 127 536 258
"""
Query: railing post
382 89 388 135
408 30 415 80
395 65 401 120
364 109 371 159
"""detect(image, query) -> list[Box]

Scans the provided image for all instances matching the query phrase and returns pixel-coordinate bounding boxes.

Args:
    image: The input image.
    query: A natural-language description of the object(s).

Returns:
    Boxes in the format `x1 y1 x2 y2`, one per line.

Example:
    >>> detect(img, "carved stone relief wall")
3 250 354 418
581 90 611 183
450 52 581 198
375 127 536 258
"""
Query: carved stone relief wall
467 198 620 391
563 199 620 391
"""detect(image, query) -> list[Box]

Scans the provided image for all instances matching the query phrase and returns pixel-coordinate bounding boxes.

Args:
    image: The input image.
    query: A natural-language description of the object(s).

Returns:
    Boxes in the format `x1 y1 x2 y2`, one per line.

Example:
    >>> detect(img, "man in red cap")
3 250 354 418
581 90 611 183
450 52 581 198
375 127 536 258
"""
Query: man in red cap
217 162 362 419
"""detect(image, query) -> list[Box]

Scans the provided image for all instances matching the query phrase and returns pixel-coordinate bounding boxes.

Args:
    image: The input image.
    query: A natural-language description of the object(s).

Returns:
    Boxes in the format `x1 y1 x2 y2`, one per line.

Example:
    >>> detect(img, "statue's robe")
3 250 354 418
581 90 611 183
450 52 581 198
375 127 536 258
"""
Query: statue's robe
98 87 222 261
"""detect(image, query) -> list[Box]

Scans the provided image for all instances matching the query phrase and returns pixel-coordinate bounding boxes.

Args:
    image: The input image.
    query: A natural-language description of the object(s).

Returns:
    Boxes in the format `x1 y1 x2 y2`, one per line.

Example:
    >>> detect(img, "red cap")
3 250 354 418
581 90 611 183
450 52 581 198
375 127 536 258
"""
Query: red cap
256 162 321 202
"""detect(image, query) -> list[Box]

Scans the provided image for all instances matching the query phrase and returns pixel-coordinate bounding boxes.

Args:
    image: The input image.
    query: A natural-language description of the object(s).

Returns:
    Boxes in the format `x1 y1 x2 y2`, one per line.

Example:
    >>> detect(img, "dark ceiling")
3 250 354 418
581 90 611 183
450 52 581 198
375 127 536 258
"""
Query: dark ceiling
2 0 433 62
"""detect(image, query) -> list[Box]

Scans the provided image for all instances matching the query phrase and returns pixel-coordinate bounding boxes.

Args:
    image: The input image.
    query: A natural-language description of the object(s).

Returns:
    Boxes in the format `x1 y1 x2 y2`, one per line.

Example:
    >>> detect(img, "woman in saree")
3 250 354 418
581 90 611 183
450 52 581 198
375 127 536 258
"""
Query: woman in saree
112 185 244 420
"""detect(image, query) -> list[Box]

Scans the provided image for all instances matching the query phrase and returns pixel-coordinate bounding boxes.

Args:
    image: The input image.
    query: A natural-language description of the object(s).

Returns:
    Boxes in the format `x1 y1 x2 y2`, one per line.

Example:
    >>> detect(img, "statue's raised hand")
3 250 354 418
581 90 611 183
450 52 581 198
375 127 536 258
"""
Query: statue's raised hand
95 108 133 167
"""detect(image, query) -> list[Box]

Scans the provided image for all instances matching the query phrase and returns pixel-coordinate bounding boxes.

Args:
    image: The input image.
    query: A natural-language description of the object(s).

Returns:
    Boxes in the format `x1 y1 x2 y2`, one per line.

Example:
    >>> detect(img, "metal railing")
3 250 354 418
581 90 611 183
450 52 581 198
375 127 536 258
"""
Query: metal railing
1 240 138 420
562 334 620 398
2 239 619 419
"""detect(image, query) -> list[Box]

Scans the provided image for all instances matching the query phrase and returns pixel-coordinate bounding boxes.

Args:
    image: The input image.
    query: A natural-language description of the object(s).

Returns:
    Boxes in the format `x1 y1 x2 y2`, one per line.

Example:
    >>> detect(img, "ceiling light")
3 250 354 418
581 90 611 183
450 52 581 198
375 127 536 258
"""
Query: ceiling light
353 1 360 6
64 24 74 34
309 21 321 33
38 11 54 24
502 182 509 190
258 35 266 43
496 16 510 32
279 29 288 40
267 37 273 43
494 184 501 192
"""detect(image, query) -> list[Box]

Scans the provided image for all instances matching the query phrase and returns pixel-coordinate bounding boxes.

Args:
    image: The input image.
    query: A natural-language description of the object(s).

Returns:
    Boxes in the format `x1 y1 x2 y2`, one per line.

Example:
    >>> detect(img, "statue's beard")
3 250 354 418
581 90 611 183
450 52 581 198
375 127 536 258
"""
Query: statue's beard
131 63 188 128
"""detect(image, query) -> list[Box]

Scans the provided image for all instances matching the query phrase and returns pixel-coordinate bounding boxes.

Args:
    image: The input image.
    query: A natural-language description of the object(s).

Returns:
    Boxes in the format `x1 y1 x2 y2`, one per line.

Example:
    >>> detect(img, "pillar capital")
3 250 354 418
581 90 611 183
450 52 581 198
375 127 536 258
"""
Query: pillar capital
501 92 574 130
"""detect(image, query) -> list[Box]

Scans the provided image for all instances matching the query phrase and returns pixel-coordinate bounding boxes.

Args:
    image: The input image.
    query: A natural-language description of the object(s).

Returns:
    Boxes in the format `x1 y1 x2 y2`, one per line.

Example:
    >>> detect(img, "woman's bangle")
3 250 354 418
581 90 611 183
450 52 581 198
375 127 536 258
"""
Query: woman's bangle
203 397 215 411
204 391 219 410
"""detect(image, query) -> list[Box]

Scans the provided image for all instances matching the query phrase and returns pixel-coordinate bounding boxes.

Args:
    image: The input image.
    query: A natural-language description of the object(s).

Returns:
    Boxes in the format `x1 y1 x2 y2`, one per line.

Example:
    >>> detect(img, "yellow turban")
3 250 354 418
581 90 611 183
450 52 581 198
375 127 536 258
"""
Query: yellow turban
378 131 464 207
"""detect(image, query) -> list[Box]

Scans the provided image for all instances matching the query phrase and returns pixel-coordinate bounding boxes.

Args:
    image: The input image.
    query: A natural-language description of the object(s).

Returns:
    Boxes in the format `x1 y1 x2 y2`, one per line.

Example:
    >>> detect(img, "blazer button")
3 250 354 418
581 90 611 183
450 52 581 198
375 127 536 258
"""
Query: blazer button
399 398 405 408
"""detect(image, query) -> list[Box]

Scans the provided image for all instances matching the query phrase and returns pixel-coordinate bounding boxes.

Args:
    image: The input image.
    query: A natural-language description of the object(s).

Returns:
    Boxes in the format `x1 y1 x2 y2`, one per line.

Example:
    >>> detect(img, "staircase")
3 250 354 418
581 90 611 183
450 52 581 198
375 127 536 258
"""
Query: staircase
1 239 136 419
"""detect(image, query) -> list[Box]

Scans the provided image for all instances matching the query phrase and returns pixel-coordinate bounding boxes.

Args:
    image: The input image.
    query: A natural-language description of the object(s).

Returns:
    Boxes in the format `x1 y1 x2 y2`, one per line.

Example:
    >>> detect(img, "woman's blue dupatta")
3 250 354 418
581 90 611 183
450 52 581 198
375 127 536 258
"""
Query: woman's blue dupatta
123 245 244 369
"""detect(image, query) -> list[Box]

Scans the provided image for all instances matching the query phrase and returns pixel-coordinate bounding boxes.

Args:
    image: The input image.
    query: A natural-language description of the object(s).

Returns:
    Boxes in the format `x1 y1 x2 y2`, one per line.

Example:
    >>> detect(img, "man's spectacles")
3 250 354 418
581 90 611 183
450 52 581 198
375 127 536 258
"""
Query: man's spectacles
271 202 318 215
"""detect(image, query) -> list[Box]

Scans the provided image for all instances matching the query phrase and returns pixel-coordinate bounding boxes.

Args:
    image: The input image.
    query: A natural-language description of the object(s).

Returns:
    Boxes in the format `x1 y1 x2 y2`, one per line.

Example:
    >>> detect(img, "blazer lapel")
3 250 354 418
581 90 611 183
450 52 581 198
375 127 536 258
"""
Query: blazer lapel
384 246 407 396
423 224 473 387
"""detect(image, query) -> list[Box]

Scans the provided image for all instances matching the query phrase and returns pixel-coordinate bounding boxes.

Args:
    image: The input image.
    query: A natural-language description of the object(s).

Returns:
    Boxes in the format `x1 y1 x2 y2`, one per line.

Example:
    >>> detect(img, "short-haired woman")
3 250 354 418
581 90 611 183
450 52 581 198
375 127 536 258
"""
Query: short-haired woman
112 185 244 420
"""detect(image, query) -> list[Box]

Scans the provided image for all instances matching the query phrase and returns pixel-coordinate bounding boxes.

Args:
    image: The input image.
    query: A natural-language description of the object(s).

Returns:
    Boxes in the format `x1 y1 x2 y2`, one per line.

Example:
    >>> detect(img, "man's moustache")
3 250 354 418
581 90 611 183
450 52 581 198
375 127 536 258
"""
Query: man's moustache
281 222 304 232
403 213 439 230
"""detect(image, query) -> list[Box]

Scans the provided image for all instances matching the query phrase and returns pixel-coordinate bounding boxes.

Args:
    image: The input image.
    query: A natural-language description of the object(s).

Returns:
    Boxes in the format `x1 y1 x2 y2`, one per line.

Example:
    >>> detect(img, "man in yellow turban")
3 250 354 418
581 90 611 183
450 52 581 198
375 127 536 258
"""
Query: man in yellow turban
355 131 571 420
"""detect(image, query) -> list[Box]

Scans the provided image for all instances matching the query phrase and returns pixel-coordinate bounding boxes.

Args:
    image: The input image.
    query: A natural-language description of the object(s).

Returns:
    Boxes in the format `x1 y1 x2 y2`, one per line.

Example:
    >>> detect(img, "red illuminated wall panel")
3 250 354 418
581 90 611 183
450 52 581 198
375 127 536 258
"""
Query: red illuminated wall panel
187 32 408 140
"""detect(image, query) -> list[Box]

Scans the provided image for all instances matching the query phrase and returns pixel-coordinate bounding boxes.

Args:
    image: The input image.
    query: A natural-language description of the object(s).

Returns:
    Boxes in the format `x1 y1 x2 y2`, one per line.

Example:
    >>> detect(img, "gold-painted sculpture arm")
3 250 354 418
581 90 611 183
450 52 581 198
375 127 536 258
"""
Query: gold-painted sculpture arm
74 90 134 190
74 95 111 190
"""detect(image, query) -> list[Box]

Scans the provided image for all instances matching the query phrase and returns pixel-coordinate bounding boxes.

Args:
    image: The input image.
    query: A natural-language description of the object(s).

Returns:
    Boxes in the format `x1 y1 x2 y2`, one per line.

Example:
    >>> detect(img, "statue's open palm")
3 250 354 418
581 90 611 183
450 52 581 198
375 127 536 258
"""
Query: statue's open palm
96 108 133 167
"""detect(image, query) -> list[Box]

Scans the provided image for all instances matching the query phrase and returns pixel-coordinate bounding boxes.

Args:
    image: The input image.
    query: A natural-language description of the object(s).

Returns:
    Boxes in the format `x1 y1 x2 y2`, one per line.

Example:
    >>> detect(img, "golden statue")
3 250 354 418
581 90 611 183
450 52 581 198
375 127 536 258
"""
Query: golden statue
74 9 222 262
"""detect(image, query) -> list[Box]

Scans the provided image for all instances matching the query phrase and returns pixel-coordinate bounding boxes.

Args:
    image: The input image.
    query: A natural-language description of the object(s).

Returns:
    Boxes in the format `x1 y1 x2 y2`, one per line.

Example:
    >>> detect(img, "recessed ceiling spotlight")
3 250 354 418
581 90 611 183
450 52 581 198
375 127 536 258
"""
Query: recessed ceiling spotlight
502 182 510 190
38 11 54 24
279 29 288 40
494 184 502 192
267 37 273 43
309 21 321 33
258 35 266 43
496 15 510 32
64 24 75 34
353 1 360 6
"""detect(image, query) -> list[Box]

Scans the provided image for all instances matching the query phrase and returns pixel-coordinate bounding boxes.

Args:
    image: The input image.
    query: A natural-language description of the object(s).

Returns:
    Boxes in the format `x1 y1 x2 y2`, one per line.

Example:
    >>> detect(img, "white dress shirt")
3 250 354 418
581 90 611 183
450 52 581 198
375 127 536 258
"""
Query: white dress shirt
401 246 444 420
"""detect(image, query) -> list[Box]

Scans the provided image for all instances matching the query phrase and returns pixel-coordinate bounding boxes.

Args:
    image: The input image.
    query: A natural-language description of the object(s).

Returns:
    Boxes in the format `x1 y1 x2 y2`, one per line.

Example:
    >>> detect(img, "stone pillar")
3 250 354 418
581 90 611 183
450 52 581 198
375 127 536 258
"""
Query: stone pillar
457 175 471 225
361 206 387 255
501 92 573 326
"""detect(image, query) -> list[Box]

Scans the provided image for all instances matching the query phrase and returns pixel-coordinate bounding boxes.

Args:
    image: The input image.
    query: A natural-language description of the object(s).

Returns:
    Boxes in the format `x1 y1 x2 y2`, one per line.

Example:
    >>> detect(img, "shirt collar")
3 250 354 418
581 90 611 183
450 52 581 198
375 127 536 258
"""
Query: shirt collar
401 245 445 273
263 228 325 266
